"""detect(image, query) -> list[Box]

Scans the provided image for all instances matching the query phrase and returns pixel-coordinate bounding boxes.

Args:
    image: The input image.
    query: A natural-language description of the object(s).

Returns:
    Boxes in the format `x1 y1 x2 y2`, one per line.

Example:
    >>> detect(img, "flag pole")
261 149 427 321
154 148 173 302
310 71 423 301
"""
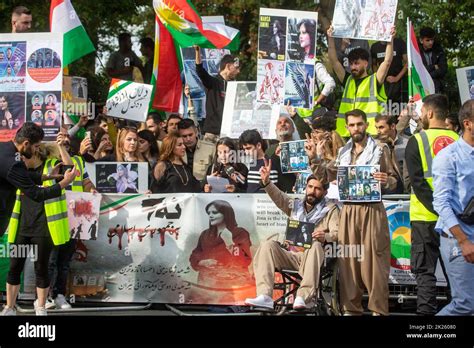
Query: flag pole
407 17 414 100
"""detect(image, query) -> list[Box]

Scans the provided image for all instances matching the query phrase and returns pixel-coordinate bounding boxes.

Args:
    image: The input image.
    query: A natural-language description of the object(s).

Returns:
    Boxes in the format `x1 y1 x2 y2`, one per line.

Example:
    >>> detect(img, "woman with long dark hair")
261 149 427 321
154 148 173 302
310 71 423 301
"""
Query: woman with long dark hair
203 137 248 193
138 129 160 190
297 19 316 63
189 200 253 302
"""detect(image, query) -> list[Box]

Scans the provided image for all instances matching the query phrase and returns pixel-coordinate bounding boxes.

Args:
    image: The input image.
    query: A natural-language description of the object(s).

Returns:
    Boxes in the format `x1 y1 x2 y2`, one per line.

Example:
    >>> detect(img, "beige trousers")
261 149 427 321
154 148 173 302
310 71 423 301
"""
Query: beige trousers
252 240 324 301
338 203 391 315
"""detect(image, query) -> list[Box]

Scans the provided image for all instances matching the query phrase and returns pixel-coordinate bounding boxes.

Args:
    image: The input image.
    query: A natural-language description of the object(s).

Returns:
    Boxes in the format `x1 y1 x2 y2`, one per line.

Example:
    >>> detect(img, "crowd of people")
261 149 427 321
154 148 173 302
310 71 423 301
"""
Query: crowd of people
0 5 472 317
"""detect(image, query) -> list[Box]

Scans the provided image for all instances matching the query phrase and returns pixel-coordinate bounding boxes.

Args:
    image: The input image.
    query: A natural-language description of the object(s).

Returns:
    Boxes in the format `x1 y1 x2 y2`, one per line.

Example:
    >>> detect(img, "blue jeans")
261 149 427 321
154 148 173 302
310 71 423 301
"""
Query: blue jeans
437 236 474 315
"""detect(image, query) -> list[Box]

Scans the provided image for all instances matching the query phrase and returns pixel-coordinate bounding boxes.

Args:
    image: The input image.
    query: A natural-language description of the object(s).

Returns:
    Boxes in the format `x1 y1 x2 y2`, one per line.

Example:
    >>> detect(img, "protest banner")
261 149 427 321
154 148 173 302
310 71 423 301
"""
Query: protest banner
66 191 101 241
257 8 318 109
0 33 63 142
105 79 153 123
456 66 474 104
220 81 279 139
332 0 398 42
16 193 446 304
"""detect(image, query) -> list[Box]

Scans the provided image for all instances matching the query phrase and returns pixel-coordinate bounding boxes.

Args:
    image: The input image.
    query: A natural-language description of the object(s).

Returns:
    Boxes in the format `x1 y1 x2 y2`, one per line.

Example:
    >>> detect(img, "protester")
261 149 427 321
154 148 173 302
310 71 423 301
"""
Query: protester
152 134 200 193
419 27 447 93
327 25 395 137
245 171 339 310
11 6 32 33
433 100 474 315
106 32 143 82
203 137 248 193
194 46 240 142
139 37 154 84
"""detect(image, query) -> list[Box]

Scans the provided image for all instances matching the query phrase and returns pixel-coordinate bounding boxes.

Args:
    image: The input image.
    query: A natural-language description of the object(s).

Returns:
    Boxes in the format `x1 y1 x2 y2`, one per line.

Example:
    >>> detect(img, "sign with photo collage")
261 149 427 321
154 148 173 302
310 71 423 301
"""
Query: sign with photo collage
0 33 63 142
337 165 381 202
257 8 318 109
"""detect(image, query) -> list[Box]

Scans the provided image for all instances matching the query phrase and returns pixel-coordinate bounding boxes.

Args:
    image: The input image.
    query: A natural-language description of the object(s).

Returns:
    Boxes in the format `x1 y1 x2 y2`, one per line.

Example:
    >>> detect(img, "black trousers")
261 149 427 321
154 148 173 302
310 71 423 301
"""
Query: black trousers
410 222 447 315
48 239 76 297
7 234 54 289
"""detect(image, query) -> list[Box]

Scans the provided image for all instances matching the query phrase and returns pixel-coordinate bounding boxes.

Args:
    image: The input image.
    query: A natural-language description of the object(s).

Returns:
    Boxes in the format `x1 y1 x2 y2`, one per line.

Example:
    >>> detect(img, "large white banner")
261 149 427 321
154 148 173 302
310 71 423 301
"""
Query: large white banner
19 194 446 304
332 0 398 42
0 33 63 142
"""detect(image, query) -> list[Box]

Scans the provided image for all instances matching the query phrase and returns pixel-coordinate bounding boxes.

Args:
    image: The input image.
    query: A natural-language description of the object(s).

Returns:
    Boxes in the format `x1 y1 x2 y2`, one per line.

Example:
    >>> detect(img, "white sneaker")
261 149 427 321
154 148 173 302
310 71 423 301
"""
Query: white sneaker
45 297 56 310
293 296 308 310
0 305 16 316
34 300 48 316
244 295 274 309
54 294 71 309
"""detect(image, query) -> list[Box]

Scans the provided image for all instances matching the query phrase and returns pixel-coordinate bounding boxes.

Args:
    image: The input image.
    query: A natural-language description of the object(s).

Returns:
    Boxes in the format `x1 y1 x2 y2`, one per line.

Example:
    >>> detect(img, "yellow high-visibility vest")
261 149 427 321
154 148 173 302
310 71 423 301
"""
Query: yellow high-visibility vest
336 73 387 137
409 129 459 222
7 159 70 246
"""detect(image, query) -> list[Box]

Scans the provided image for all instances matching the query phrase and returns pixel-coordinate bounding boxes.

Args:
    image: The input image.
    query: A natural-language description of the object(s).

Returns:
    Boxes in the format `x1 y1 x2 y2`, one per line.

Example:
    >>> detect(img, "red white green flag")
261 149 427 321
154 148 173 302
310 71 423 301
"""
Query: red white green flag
50 0 95 66
407 18 435 103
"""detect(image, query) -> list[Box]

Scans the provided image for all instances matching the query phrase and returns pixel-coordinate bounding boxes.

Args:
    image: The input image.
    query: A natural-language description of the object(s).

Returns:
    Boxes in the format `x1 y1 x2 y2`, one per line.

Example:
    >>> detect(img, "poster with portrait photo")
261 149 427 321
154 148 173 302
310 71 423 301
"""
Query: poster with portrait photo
286 219 314 250
294 171 312 194
0 41 27 79
258 14 287 61
91 162 148 194
256 59 285 105
280 140 310 173
337 165 381 202
220 81 279 139
456 66 474 104
284 62 314 109
286 18 317 63
0 92 25 142
62 76 88 118
26 90 61 141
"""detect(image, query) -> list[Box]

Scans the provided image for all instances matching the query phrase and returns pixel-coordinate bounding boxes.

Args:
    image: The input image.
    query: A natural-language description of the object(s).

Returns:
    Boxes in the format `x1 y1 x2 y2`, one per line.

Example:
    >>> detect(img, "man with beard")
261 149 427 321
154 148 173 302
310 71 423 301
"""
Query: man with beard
0 122 76 237
335 109 399 315
327 25 395 138
245 169 339 310
405 94 459 315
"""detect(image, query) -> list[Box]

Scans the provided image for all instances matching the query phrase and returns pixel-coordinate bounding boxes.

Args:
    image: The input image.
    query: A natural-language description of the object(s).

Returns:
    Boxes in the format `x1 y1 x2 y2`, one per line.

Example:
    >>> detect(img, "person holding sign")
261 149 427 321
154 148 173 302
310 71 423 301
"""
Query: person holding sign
245 165 339 311
327 24 395 137
334 109 399 316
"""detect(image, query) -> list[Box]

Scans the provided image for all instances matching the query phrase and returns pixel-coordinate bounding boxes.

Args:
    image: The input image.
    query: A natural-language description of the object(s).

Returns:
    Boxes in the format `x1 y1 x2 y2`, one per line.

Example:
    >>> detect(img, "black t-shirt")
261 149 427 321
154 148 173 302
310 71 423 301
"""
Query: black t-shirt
370 38 406 77
0 141 61 236
19 165 49 238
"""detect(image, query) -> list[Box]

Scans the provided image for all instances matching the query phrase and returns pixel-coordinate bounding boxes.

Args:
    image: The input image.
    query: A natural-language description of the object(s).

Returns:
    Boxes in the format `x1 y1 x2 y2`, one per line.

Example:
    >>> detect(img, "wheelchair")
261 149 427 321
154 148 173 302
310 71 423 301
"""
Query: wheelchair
270 243 342 316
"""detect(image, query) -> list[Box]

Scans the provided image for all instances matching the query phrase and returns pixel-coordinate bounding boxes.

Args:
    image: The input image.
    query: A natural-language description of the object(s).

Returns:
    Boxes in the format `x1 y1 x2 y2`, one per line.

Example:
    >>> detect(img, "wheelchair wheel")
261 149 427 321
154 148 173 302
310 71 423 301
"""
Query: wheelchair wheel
319 260 342 316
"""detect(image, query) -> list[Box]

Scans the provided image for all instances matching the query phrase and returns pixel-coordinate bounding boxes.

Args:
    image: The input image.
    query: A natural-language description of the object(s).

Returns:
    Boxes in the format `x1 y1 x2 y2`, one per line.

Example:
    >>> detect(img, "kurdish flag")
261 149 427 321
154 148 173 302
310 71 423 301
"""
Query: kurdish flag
150 16 183 112
50 0 95 66
407 18 435 103
153 0 240 50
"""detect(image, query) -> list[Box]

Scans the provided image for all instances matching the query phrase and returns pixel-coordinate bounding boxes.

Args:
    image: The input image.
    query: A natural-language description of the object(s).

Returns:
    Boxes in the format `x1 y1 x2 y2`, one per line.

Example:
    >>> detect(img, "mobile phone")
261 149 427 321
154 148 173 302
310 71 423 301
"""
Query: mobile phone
85 131 91 140
60 164 74 175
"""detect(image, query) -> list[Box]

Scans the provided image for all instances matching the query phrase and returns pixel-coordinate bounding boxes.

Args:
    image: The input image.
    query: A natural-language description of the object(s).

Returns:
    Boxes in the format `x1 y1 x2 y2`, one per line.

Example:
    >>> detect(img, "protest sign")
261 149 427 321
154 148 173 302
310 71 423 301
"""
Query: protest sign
257 8 318 109
66 191 101 240
337 165 381 202
105 79 153 123
0 33 63 141
456 66 474 104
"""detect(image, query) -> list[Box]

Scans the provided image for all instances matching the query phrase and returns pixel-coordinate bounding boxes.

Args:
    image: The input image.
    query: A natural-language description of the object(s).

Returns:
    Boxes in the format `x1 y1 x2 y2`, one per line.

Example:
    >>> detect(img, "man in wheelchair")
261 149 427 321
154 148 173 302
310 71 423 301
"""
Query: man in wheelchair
245 159 340 310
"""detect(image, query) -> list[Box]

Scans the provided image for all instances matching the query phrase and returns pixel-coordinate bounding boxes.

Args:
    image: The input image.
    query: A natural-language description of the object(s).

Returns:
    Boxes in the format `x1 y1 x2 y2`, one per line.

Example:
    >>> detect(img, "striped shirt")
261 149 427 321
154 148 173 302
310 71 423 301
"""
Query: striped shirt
246 158 279 193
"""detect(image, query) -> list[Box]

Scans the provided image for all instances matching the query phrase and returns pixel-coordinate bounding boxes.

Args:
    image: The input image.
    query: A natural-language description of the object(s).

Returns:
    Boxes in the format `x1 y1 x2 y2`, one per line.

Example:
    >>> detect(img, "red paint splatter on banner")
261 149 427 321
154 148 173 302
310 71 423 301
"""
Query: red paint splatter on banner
74 199 93 217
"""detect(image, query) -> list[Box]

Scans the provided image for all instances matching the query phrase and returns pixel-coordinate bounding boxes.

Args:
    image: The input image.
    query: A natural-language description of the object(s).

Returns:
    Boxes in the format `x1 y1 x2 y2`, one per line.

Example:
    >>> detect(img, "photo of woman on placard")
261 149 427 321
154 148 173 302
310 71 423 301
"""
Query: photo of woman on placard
107 163 139 193
269 19 286 60
189 200 253 302
287 18 317 63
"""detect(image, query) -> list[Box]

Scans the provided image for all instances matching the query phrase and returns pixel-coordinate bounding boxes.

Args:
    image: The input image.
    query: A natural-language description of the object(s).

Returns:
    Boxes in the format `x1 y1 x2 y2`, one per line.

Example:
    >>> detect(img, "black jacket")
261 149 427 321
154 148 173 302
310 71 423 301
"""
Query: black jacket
0 141 62 236
420 42 447 93
196 63 227 135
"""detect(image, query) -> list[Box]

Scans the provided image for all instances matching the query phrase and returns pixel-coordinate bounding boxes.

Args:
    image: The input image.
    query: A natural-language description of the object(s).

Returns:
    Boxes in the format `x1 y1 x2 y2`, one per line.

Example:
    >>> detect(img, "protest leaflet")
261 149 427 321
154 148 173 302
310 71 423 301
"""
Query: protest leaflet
88 162 149 194
280 140 310 173
257 8 318 109
285 219 314 250
332 0 398 42
337 165 381 202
